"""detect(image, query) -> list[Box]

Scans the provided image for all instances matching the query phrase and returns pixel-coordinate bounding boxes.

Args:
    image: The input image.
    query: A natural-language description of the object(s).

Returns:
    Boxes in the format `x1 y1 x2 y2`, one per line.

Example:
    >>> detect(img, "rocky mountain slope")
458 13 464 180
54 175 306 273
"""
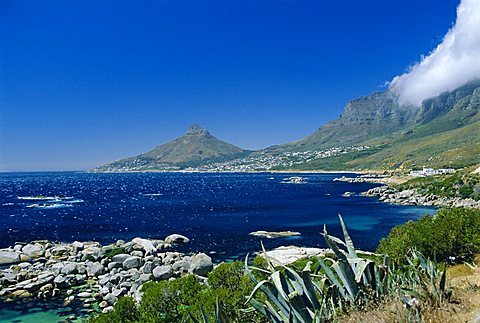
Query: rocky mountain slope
267 80 480 154
266 91 414 153
94 124 247 172
286 80 480 170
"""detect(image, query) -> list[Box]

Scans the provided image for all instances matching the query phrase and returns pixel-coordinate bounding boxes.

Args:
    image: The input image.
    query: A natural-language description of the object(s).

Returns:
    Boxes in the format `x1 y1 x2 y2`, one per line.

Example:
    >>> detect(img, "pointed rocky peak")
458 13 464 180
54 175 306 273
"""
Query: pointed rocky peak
186 124 210 136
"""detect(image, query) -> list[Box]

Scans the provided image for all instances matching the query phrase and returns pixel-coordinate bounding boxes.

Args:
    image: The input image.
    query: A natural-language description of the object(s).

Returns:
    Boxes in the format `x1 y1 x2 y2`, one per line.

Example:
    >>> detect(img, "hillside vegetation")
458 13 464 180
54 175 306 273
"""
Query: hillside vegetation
395 172 480 201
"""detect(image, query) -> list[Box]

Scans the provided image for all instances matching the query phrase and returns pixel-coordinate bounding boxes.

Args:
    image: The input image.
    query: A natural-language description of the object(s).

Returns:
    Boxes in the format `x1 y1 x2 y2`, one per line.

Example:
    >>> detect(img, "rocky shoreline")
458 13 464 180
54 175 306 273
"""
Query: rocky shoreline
0 234 214 318
362 185 480 209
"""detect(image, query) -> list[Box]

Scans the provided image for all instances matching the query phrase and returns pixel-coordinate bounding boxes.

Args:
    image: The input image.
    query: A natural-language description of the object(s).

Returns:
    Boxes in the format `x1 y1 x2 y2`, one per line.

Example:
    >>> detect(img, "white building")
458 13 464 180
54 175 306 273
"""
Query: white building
409 167 456 177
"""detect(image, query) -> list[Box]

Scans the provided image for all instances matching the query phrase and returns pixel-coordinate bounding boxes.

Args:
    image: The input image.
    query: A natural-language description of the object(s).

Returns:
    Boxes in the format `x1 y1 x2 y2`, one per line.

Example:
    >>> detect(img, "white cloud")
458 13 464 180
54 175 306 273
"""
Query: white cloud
390 0 480 106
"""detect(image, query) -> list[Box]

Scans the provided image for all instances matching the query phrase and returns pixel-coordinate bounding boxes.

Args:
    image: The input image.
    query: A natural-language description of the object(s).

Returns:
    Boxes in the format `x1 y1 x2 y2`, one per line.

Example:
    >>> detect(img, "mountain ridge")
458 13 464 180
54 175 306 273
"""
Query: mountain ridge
94 81 480 172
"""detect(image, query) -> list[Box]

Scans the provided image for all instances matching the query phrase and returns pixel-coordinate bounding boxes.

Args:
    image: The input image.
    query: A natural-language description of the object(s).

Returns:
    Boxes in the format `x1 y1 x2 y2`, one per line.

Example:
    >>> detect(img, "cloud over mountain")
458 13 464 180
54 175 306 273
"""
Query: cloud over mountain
390 0 480 106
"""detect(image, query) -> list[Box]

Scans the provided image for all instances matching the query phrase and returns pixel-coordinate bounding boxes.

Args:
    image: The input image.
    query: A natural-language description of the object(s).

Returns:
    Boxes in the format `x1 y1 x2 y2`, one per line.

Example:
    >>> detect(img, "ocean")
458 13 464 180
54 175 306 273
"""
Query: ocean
0 172 435 260
0 172 436 322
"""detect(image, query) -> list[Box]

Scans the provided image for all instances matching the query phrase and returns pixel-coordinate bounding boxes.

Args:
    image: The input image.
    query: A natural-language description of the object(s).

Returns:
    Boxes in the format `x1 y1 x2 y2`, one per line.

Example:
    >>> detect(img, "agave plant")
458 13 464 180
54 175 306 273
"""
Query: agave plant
394 249 451 309
244 214 391 322
244 254 331 322
188 301 230 323
316 214 390 305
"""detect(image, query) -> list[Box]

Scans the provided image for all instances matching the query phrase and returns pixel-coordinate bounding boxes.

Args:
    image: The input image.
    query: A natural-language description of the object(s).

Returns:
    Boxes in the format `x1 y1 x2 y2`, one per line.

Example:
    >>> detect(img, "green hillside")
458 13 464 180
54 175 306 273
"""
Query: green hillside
94 124 247 171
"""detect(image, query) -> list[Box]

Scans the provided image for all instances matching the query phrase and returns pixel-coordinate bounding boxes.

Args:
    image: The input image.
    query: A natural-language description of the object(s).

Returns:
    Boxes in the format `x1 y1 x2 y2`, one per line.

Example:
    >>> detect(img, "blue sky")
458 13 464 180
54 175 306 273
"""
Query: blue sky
0 0 459 171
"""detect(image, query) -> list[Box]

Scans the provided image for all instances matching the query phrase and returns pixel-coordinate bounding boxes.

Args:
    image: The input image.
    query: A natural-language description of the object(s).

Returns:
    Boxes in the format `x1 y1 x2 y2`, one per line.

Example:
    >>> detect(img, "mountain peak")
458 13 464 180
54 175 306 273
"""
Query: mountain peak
186 124 209 136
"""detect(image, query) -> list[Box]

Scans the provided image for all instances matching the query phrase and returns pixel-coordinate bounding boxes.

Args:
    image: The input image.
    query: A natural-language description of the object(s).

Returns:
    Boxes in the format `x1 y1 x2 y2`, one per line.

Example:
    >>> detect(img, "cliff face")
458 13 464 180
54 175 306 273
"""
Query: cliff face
295 92 412 149
416 80 480 124
270 80 480 153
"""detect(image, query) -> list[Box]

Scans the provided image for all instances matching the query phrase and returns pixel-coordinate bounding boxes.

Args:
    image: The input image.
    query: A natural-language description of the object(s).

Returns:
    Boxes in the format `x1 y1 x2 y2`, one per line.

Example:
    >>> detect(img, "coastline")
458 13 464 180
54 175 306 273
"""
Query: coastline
0 235 213 318
362 185 480 209
334 173 480 209
0 236 333 320
88 169 371 174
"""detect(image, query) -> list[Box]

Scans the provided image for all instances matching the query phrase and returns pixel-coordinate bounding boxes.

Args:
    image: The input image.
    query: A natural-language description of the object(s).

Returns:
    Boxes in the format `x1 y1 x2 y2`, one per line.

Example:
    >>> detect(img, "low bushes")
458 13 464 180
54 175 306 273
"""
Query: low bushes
90 261 259 323
396 173 480 200
377 208 480 263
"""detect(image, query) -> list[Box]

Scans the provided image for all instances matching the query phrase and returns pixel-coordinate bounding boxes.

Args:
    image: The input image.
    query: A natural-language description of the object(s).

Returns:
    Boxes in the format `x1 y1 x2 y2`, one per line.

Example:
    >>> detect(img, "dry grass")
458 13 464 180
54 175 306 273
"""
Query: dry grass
338 257 480 323
448 264 475 278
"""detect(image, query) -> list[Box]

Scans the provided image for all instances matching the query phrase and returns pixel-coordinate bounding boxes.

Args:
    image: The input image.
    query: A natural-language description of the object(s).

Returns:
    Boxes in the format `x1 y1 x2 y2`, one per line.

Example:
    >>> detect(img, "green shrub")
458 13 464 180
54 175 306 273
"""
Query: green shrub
90 262 260 322
89 297 140 323
377 208 480 263
139 275 204 322
206 261 259 321
396 173 480 200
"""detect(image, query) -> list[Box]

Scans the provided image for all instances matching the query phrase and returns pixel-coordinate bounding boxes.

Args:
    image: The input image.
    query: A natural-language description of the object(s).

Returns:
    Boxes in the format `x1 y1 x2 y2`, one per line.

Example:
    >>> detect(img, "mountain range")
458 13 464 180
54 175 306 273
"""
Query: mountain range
94 80 480 172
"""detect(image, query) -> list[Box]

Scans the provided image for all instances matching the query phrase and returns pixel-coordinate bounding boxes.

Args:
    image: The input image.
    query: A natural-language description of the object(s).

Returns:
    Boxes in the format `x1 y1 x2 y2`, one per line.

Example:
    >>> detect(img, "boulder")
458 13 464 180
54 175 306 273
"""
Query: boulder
123 256 141 270
50 246 70 257
107 262 122 271
137 273 152 284
72 241 84 250
111 288 125 298
130 251 143 258
98 275 110 285
0 251 21 265
23 281 44 292
77 291 91 298
109 273 122 285
61 263 77 275
142 261 153 274
53 275 67 288
22 244 44 258
132 238 156 254
17 262 32 269
152 265 173 280
86 262 105 277
104 293 118 305
111 254 130 264
102 306 114 314
39 283 54 293
172 259 191 272
189 253 213 276
76 264 87 274
75 274 86 285
164 234 190 244
82 247 102 260
10 289 32 298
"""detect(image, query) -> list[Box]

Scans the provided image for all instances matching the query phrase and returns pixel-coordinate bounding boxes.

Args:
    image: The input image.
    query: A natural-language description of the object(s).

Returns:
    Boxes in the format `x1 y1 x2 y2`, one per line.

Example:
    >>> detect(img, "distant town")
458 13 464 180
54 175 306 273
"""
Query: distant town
185 146 371 172
95 146 371 172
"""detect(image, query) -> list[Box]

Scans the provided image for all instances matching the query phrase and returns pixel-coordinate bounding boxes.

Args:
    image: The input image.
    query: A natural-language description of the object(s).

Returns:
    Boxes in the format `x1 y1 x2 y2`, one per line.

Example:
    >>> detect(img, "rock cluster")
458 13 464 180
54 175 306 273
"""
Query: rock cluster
0 234 213 314
333 175 387 184
263 246 332 265
363 186 480 209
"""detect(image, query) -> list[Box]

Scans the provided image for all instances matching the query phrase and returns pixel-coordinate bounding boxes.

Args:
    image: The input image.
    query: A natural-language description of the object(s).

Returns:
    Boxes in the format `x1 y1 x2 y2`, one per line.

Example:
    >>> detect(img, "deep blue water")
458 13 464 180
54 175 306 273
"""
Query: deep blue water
0 172 436 261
